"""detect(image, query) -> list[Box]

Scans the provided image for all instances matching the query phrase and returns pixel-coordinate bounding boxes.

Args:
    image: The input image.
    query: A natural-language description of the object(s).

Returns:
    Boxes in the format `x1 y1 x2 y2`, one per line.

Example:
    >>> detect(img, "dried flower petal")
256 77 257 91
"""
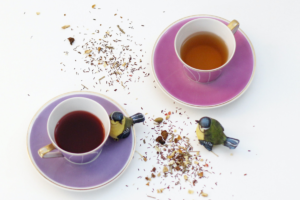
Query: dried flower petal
188 190 194 194
145 177 151 181
151 167 156 172
161 130 168 140
85 50 92 54
201 192 208 197
166 115 170 120
151 173 156 178
92 4 96 9
163 166 168 173
36 12 40 15
146 182 150 186
192 180 197 186
156 136 165 145
183 174 188 181
67 37 75 45
157 189 164 193
168 160 175 165
155 146 161 152
198 172 203 178
157 172 161 177
62 25 70 29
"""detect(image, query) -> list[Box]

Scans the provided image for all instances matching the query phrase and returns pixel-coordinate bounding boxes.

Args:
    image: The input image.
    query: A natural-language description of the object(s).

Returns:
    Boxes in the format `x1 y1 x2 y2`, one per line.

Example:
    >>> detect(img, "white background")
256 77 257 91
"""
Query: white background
1 0 300 200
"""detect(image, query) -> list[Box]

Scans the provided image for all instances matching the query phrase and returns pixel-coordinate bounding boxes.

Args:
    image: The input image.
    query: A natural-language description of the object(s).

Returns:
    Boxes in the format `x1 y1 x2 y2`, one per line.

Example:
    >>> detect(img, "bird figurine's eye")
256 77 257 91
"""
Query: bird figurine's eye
199 117 211 129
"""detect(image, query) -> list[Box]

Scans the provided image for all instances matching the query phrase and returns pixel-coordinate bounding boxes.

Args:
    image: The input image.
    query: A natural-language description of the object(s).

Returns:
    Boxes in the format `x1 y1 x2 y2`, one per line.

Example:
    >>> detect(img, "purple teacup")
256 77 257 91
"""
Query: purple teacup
38 97 111 165
174 18 239 83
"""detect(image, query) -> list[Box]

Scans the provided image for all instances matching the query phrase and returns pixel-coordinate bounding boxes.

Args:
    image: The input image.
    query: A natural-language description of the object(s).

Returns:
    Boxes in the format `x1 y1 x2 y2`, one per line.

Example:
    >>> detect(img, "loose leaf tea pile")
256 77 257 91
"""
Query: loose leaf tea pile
60 8 149 92
136 108 214 197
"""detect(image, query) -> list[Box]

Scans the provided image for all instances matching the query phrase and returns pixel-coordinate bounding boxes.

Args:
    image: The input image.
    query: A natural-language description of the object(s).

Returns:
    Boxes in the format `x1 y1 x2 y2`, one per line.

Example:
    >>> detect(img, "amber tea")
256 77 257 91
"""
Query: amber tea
180 32 228 70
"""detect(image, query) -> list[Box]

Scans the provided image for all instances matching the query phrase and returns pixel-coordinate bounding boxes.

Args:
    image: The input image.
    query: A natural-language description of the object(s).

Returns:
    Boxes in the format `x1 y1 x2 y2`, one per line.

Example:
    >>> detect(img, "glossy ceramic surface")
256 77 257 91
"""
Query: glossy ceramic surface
27 92 135 191
152 15 256 108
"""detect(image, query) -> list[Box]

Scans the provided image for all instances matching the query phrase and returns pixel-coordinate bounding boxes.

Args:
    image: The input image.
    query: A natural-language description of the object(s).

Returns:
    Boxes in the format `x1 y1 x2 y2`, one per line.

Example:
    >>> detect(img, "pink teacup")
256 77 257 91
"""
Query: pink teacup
174 18 239 83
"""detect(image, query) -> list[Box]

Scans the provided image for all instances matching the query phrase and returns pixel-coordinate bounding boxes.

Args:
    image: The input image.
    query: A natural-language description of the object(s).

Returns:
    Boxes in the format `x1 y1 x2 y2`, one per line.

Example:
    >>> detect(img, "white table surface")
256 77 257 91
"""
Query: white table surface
1 0 300 199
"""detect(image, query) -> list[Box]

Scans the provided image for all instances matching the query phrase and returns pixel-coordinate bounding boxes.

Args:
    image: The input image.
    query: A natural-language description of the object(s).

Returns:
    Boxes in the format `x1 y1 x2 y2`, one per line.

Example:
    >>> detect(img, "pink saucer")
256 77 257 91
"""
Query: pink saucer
152 15 256 108
27 92 135 191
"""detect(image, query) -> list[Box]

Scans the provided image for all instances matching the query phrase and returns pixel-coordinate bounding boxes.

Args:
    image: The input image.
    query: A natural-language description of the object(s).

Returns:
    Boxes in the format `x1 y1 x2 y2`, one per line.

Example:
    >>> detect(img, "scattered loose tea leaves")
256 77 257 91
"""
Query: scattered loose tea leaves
154 117 163 124
157 189 164 193
156 136 165 145
84 50 92 54
117 25 125 34
62 25 70 29
198 172 203 178
184 174 188 181
161 130 168 140
146 195 155 199
105 46 114 50
193 180 197 186
163 166 168 173
201 192 208 197
67 37 75 45
99 76 105 82
81 84 88 89
155 146 161 152
188 190 194 194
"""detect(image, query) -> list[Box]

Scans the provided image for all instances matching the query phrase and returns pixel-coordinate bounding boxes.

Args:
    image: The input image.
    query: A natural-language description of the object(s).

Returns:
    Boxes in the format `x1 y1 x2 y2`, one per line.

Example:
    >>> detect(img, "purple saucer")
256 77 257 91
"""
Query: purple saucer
27 92 135 191
152 15 256 108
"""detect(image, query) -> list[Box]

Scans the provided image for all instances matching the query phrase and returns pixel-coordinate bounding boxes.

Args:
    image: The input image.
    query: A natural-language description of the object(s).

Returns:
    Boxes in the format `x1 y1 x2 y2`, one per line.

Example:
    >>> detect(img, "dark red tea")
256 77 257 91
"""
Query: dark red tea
54 111 105 153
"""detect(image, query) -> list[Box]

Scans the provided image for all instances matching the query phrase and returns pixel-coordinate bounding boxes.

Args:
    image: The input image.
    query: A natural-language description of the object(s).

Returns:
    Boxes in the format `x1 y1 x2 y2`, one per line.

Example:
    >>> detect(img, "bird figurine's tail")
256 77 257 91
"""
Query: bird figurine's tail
130 113 145 124
224 137 240 149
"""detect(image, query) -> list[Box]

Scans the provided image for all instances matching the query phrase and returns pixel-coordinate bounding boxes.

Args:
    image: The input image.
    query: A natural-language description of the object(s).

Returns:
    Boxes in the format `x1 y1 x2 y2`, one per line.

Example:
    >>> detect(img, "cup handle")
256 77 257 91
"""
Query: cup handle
38 143 63 158
227 20 239 34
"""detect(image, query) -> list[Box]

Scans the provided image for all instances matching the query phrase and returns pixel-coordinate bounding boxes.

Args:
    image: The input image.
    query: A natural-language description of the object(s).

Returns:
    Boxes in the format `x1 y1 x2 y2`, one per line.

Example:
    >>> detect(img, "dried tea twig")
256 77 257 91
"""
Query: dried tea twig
211 151 219 157
117 25 125 34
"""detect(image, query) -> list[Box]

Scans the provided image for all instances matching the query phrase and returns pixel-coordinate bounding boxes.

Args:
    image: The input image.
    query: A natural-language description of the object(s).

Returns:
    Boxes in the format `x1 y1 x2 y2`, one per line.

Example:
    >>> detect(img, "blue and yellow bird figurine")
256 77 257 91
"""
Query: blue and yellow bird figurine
109 112 145 140
196 117 240 151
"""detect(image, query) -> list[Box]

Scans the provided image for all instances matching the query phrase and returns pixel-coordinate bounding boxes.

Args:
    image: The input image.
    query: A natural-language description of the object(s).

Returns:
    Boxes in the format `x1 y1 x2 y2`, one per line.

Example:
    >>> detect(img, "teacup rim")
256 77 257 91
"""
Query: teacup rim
151 14 256 109
174 17 236 72
47 97 111 156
